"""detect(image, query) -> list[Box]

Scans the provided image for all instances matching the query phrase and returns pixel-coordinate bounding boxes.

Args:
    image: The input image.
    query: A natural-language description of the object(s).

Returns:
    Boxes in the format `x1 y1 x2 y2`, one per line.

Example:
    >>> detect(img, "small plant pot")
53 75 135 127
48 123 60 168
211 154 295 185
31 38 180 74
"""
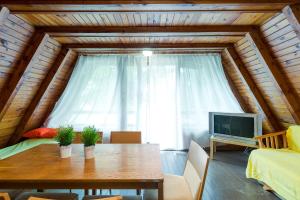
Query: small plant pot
60 145 72 158
84 145 95 159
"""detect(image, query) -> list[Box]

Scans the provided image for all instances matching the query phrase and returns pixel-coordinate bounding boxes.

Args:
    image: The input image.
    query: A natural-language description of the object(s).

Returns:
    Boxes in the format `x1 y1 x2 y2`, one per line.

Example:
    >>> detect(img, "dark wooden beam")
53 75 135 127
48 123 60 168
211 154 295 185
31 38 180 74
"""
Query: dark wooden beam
0 31 49 122
7 48 72 145
283 4 300 40
79 49 223 55
0 7 9 26
64 43 231 49
10 10 278 14
247 30 300 124
37 25 257 37
224 47 282 131
2 0 296 4
222 61 252 113
1 0 297 13
38 54 79 129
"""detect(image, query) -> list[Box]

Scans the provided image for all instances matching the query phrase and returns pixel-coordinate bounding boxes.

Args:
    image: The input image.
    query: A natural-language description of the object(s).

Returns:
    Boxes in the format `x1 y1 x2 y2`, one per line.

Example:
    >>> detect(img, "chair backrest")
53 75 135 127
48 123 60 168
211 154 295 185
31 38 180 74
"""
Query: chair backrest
183 140 209 200
110 131 141 144
96 196 122 200
28 197 51 200
0 193 10 200
73 132 103 144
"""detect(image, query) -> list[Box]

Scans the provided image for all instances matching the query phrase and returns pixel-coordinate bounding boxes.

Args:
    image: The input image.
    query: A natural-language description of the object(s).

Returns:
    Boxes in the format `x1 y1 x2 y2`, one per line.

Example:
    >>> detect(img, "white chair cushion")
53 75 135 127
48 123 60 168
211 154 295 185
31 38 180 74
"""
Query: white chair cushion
144 174 193 200
184 160 201 198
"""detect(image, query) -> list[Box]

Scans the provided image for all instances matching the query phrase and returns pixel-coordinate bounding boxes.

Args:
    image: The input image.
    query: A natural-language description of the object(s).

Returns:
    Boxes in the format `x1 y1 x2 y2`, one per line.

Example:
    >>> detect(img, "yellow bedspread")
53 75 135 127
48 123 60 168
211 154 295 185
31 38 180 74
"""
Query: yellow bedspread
246 148 300 200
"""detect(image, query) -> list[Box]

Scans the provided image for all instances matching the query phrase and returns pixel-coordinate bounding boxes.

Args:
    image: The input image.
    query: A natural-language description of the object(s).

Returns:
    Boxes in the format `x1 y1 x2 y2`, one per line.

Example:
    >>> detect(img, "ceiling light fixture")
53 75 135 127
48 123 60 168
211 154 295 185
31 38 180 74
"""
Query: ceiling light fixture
142 50 153 57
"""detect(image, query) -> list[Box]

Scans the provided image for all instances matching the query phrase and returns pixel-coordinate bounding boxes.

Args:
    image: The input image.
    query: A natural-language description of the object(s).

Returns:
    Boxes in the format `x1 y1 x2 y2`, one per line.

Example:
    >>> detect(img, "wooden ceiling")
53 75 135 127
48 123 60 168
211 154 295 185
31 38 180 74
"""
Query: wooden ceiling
0 0 300 146
3 0 297 51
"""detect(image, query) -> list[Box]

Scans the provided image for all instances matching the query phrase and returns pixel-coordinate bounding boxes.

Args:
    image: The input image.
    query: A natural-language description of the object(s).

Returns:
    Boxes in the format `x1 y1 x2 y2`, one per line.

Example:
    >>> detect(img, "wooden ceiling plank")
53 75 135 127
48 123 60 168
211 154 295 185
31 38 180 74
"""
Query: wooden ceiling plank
2 0 297 13
224 46 283 131
7 48 72 145
282 4 300 40
222 61 252 113
37 54 79 129
0 7 9 25
37 25 257 36
246 30 300 124
0 31 49 122
2 0 296 4
64 42 232 49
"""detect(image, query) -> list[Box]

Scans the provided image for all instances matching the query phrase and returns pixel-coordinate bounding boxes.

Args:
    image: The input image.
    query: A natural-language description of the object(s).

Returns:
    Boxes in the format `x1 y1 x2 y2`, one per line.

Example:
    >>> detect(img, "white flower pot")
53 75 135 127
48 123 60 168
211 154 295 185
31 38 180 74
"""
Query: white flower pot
84 145 95 159
60 145 72 158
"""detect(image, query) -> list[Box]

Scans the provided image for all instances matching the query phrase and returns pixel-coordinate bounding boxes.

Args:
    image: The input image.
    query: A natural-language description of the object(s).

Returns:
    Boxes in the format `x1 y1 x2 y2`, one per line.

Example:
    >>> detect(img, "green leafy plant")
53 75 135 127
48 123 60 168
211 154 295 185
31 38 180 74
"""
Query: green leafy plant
81 126 100 147
55 126 75 146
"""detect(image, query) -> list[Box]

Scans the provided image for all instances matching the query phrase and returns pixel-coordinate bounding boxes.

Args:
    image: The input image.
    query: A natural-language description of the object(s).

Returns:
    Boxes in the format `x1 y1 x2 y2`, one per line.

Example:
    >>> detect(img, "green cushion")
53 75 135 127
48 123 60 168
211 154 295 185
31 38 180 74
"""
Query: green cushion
0 139 57 160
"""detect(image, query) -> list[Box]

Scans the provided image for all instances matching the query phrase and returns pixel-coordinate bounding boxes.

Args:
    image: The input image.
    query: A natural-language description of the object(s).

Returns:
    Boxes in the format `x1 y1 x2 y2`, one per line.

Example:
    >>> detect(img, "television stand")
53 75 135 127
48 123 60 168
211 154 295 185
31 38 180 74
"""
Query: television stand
210 135 258 160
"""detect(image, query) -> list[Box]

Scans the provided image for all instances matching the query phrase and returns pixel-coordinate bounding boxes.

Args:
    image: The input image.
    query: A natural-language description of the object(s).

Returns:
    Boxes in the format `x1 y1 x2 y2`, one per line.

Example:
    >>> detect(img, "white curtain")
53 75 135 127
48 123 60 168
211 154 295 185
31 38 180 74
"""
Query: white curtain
46 54 242 150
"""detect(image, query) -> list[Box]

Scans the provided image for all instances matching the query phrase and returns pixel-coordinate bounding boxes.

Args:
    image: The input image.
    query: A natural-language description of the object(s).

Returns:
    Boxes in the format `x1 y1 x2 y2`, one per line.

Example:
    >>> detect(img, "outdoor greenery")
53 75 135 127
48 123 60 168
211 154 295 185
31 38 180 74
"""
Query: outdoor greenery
55 126 75 146
81 126 101 147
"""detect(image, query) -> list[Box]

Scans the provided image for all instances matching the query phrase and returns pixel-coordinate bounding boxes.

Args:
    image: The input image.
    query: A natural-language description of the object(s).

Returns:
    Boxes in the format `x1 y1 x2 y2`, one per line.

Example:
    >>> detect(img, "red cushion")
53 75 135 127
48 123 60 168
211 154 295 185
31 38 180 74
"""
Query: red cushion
23 128 57 138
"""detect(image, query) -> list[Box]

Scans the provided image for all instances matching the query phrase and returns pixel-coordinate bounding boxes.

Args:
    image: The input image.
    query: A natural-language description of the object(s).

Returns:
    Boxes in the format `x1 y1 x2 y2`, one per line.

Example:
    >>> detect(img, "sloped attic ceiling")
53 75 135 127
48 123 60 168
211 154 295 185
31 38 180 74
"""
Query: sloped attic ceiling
0 0 299 147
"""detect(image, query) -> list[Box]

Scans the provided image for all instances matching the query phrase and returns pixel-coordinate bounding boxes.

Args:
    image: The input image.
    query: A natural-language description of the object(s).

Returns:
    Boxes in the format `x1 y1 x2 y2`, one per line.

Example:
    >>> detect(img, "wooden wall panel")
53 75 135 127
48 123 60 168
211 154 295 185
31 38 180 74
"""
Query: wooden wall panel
0 13 35 147
259 13 300 126
221 51 274 132
229 12 300 129
0 35 62 147
234 37 295 129
25 51 78 131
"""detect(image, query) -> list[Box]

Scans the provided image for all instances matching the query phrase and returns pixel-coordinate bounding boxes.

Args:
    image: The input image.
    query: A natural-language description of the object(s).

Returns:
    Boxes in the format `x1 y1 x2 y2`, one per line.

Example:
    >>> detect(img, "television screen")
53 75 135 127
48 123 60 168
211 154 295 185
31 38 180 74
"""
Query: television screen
214 115 254 138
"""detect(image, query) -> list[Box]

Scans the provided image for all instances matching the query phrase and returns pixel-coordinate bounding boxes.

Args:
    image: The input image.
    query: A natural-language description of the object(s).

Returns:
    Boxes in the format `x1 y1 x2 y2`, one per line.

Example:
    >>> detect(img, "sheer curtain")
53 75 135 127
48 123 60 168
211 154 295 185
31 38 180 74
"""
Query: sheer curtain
46 54 242 150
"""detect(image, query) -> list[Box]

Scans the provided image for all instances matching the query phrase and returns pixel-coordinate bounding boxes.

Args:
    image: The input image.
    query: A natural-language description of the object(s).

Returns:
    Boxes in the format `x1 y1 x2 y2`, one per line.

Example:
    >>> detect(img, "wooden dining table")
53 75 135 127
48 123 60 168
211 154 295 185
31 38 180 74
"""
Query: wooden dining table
0 144 164 200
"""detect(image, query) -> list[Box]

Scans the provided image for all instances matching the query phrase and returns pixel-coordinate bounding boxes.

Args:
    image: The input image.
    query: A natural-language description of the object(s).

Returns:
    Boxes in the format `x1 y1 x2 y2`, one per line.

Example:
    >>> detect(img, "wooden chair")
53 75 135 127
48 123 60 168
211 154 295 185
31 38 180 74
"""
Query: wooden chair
110 131 141 144
0 193 10 200
144 140 210 200
109 131 142 195
83 195 142 200
15 192 78 200
255 131 287 149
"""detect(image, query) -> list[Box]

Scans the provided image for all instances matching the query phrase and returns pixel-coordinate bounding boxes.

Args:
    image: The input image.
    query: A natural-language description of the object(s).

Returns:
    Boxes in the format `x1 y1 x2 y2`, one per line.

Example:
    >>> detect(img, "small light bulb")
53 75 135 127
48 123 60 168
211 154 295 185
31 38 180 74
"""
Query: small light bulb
142 50 153 57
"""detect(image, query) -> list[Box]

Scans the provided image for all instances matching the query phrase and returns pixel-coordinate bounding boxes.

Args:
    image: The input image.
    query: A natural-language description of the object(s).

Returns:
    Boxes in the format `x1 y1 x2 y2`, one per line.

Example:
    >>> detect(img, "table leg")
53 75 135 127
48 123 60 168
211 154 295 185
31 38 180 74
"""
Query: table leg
210 140 214 160
214 142 217 153
158 181 164 200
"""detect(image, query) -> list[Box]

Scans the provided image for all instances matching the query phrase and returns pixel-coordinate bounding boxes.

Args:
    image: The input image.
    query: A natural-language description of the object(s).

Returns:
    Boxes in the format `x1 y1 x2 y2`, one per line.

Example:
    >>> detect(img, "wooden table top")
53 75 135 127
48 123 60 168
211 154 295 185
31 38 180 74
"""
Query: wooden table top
0 144 163 185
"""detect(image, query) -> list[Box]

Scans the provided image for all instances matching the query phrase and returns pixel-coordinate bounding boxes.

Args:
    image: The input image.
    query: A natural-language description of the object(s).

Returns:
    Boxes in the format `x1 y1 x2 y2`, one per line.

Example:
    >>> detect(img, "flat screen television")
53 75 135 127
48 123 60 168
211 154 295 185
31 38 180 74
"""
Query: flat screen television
209 112 262 144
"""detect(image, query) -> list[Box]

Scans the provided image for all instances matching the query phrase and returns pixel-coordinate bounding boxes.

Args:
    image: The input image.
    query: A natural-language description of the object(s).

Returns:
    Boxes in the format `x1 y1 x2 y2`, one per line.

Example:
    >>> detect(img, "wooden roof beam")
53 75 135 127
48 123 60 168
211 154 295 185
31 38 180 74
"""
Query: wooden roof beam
246 29 300 124
0 7 9 25
0 31 49 122
78 50 223 55
2 0 297 13
283 4 300 40
224 47 282 131
37 25 258 37
64 43 233 49
7 48 72 145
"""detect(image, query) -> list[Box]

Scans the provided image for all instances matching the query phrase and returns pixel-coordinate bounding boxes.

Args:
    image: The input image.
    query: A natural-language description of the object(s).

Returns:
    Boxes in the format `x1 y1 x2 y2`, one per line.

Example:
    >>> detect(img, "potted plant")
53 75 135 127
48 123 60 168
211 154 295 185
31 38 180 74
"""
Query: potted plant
81 126 100 159
55 126 75 158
